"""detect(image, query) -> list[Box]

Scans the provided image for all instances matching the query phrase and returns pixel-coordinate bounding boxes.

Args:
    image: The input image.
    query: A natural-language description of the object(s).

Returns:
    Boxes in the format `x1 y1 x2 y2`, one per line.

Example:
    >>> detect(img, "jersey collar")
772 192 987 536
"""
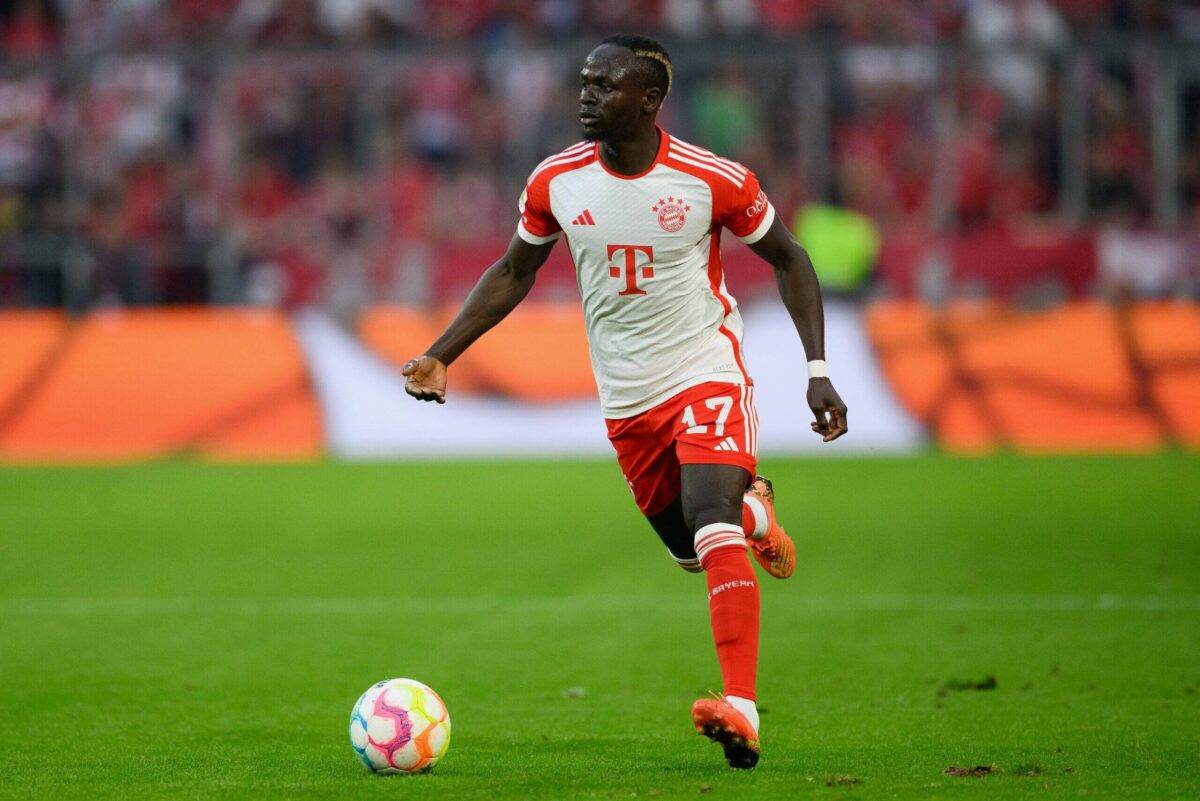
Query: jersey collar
595 125 670 180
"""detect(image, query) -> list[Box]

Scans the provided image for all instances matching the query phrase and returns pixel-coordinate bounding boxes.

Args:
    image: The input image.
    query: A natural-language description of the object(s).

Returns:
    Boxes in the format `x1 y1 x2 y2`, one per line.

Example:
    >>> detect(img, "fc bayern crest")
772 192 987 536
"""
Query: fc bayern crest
651 196 691 232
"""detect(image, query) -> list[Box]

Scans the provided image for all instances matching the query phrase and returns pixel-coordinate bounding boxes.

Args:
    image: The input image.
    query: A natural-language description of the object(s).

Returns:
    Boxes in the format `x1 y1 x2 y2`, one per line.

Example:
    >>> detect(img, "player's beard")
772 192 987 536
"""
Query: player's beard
581 121 613 142
581 120 627 143
580 113 627 143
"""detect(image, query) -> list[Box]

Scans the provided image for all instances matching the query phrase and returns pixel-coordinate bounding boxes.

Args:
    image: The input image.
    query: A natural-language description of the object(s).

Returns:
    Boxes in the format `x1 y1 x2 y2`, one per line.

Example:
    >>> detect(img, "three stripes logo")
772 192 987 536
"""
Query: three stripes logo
571 209 596 226
714 436 739 452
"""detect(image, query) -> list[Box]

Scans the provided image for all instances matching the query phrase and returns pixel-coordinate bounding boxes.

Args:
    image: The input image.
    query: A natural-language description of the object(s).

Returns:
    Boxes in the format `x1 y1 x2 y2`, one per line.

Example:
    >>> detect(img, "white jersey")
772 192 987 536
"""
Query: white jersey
515 127 776 419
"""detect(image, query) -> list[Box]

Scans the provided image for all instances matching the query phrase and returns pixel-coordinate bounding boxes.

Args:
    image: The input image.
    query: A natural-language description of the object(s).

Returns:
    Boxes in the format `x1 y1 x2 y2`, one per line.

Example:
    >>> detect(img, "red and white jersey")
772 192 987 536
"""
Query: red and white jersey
516 127 775 419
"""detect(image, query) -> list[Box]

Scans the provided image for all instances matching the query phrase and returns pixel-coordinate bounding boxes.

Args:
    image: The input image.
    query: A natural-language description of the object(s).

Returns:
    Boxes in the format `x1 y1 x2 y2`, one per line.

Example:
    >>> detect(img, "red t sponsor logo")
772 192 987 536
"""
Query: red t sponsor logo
607 244 654 296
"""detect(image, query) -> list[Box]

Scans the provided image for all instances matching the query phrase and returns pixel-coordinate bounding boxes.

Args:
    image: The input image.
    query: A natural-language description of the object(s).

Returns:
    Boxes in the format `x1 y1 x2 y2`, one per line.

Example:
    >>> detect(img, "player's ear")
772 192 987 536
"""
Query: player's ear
643 86 664 114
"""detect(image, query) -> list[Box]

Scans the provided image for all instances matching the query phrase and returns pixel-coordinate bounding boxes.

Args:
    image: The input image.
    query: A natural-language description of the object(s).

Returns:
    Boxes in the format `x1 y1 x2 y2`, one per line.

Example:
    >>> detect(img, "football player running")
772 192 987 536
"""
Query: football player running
403 34 847 769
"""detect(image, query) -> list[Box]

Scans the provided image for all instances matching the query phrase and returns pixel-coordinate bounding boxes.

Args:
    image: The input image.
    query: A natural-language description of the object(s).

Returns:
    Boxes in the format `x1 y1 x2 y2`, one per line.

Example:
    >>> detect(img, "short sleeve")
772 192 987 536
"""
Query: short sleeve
715 169 775 244
516 173 561 245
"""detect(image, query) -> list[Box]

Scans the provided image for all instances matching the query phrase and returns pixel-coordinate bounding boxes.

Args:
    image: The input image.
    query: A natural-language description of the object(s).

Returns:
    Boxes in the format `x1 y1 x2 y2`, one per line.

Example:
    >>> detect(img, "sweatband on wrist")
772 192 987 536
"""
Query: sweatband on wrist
807 359 829 379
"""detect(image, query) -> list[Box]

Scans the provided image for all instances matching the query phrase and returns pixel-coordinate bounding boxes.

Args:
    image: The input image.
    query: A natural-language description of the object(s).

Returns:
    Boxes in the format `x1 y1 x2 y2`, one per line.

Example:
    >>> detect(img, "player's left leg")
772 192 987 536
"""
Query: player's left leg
680 462 763 769
744 476 795 579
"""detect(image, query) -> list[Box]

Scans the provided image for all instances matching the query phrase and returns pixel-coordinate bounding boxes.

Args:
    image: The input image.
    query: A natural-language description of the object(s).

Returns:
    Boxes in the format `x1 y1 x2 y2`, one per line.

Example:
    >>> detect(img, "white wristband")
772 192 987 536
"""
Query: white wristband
807 359 829 379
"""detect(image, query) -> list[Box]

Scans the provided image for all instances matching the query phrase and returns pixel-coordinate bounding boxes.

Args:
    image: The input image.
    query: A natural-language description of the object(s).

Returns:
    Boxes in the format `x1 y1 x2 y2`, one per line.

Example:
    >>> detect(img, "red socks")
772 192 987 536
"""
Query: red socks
742 494 768 539
697 530 760 701
741 503 757 538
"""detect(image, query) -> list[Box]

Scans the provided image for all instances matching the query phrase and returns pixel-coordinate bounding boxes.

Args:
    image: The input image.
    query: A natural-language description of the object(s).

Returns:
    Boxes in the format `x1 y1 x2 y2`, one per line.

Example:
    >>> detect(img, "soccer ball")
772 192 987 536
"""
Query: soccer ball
349 678 451 774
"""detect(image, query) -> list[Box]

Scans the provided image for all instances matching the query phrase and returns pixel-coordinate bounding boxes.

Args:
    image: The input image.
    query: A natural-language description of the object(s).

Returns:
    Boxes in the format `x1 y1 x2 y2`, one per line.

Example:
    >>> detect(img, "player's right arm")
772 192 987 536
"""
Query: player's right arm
402 234 557 403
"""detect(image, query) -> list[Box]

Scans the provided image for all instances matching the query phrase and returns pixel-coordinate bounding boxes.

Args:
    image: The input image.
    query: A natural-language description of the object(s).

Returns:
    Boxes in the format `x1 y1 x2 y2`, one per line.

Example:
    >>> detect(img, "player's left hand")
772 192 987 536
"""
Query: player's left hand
807 378 847 442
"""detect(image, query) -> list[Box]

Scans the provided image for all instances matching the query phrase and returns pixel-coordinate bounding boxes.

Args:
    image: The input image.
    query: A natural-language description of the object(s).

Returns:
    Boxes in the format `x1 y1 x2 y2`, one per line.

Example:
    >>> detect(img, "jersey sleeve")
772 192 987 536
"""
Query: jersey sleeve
516 171 561 245
714 168 775 244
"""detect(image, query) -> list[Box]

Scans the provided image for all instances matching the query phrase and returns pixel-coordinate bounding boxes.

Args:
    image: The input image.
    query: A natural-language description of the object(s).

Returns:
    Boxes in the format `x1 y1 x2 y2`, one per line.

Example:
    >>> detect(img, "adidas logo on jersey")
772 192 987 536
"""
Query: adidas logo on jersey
571 209 596 226
714 436 740 452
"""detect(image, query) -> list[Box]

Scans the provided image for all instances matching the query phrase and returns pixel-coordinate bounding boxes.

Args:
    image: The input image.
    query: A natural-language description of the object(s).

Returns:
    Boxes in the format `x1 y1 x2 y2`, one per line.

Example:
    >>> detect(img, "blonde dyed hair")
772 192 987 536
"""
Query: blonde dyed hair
632 49 673 95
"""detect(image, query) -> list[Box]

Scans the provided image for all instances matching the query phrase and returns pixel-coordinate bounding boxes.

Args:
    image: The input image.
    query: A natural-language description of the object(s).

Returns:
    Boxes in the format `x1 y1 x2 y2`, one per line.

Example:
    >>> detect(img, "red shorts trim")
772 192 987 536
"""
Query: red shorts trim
606 382 759 516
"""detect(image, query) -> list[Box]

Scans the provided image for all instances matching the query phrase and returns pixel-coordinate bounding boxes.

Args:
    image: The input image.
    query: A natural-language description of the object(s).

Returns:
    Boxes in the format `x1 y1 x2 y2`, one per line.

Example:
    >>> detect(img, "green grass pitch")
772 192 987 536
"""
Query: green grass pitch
1 455 1198 800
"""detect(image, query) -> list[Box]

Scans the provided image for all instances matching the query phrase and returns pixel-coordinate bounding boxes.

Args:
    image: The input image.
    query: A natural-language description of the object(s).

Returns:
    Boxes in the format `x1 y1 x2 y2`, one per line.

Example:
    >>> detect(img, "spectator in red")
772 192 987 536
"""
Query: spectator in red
1 0 58 59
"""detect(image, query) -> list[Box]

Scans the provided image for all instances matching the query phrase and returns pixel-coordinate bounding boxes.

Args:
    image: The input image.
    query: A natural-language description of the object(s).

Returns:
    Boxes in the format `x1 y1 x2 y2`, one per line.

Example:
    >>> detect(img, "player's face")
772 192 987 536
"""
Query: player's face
579 45 653 141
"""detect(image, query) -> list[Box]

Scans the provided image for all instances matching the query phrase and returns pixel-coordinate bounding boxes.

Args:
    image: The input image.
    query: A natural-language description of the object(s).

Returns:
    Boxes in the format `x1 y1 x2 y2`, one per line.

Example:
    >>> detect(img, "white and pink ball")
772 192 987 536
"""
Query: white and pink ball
349 678 451 774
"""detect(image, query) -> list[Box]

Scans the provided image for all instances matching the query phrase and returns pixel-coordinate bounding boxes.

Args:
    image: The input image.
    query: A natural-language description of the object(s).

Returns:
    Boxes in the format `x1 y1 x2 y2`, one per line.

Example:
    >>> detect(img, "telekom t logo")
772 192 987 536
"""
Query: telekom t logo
607 244 654 296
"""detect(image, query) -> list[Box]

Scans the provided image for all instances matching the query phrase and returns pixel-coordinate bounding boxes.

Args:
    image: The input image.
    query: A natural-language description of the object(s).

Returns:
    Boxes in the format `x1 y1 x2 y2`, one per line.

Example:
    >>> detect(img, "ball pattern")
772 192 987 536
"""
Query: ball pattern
349 678 451 773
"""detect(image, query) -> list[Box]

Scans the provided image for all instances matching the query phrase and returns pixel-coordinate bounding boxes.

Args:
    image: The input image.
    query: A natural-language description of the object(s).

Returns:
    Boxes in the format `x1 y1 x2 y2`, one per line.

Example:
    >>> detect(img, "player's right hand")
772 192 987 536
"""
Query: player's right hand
402 355 448 404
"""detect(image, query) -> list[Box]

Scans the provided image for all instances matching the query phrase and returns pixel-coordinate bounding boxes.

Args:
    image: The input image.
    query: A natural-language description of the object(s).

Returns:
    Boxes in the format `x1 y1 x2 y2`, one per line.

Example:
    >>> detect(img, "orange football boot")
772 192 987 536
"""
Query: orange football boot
745 475 795 579
691 696 761 769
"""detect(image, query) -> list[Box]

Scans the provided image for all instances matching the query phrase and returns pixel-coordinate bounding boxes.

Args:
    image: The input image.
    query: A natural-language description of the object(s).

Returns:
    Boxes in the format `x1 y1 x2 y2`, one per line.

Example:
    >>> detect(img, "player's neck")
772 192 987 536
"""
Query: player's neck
598 125 661 176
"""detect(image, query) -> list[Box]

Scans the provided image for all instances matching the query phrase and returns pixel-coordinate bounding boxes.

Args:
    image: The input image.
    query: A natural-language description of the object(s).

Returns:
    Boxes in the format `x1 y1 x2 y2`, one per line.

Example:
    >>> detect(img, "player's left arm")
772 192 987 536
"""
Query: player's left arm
746 217 848 442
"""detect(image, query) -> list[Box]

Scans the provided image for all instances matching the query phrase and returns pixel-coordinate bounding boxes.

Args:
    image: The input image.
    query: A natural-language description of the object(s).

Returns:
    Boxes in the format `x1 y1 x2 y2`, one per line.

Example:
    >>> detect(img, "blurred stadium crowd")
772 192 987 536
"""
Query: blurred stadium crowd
1 0 1199 309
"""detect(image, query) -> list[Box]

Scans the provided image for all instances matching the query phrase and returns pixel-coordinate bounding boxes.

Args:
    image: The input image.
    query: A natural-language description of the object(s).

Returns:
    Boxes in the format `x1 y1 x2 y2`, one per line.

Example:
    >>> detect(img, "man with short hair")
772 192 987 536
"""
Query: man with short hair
403 33 848 769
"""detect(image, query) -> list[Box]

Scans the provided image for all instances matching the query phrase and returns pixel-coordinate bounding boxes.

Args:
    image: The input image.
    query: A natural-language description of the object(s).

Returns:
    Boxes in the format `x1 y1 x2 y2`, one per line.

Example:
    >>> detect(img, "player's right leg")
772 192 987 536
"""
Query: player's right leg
607 410 704 571
647 496 703 572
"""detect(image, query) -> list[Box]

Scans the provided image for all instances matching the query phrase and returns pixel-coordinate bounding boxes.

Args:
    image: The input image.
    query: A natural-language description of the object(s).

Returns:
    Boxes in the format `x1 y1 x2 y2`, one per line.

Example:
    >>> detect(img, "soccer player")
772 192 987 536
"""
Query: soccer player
402 34 847 769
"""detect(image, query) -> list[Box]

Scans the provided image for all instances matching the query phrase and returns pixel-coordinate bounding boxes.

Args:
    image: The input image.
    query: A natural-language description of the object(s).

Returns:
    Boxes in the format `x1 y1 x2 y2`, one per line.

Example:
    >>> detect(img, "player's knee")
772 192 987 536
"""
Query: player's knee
684 496 743 534
680 472 747 566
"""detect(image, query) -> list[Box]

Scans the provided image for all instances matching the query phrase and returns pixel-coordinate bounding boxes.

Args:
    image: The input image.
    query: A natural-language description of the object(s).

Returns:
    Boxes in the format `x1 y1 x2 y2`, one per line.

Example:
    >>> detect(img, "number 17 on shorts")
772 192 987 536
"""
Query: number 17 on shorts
605 382 759 515
674 382 758 463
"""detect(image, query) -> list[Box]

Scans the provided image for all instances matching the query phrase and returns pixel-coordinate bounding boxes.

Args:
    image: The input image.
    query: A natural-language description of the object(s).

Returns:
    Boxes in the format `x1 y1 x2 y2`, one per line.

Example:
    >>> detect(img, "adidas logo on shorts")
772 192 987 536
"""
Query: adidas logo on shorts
714 436 739 452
